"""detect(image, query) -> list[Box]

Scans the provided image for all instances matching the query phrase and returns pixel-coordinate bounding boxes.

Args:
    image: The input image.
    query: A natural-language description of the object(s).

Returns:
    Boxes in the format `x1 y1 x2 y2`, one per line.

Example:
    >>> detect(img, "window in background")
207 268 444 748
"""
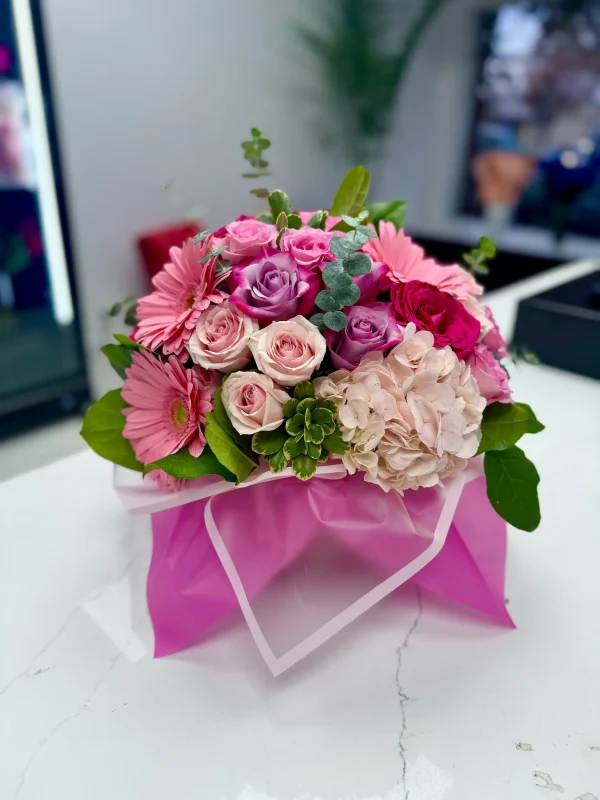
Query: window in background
462 1 600 245
0 0 88 439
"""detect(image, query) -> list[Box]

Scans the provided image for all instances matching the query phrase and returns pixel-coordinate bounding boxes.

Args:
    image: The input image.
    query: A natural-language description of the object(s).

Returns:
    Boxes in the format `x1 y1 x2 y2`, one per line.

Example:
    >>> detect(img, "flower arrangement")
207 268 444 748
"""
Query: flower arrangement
82 129 543 532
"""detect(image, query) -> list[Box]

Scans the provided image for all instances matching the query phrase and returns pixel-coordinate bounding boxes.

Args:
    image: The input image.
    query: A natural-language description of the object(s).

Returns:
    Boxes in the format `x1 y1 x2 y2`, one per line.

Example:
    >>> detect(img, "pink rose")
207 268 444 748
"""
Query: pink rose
221 371 289 436
391 280 480 358
249 316 326 387
216 218 277 264
467 344 512 405
483 307 509 358
188 301 259 372
192 365 221 397
280 228 337 269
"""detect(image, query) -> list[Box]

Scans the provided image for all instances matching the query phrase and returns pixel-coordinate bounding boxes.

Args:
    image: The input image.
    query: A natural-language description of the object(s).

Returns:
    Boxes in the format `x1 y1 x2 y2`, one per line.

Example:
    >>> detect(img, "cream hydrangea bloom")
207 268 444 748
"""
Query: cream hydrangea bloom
314 324 486 494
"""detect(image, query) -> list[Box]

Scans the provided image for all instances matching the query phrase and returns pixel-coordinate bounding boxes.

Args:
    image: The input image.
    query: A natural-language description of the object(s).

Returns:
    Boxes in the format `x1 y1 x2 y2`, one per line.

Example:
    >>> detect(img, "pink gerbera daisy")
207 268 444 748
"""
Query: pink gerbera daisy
135 237 229 357
363 222 482 299
122 350 212 465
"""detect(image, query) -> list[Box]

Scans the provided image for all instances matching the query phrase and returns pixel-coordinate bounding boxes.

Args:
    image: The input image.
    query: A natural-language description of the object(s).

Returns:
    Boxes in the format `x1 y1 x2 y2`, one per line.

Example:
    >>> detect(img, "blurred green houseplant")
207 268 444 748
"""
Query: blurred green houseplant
297 0 451 166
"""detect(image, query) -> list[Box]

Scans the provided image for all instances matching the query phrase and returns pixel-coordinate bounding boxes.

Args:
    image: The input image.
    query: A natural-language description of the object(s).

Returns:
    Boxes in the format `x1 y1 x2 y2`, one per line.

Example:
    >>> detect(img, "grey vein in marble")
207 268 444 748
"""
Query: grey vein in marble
394 587 423 800
533 771 564 793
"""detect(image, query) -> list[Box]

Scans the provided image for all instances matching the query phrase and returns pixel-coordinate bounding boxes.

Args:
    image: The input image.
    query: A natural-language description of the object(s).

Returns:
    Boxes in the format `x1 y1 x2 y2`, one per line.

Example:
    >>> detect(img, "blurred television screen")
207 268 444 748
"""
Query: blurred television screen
462 1 600 241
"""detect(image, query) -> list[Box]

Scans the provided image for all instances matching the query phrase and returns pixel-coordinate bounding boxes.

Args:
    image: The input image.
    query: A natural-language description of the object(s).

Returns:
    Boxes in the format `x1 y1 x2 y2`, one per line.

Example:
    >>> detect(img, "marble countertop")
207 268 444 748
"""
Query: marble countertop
1 262 600 800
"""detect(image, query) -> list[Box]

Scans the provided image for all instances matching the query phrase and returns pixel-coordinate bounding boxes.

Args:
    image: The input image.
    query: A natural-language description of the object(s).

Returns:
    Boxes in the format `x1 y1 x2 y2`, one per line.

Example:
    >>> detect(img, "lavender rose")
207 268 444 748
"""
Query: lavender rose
229 249 320 322
326 302 402 370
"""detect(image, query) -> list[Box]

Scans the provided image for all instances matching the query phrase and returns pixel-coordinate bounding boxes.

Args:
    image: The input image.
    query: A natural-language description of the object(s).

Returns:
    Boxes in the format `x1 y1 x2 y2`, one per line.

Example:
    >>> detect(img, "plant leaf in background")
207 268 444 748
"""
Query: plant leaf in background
484 446 541 532
477 402 545 454
205 413 257 483
143 446 235 482
296 0 452 166
80 390 142 472
366 200 406 231
330 166 371 215
100 344 133 380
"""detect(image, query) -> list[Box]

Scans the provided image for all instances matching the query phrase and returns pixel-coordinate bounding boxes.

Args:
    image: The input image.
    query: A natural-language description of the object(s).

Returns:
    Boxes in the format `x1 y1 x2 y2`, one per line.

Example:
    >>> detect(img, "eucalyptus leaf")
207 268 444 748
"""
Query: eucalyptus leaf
143 446 235 482
80 390 143 472
340 214 359 228
322 262 345 287
330 166 370 216
310 313 325 332
477 403 545 454
332 282 360 307
315 290 342 312
342 252 371 276
366 201 406 231
250 187 270 198
323 310 348 332
484 446 541 532
329 271 354 293
205 413 257 483
329 236 354 260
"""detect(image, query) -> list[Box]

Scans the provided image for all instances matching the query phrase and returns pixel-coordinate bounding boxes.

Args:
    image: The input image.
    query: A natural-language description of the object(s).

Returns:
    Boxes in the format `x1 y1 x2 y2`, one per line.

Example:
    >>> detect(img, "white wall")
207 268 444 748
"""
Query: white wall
41 0 342 396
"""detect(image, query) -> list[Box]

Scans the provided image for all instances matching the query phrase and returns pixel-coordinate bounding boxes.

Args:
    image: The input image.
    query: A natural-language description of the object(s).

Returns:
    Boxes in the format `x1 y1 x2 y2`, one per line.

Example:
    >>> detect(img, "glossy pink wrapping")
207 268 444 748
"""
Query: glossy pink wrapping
144 471 514 660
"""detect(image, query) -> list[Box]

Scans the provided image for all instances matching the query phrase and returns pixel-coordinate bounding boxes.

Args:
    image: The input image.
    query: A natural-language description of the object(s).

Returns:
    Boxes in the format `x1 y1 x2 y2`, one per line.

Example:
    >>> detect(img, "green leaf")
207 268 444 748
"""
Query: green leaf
322 430 350 455
315 290 342 313
347 229 369 247
477 403 545 454
250 126 262 138
317 449 329 463
205 413 257 483
340 214 359 228
266 448 289 474
307 424 324 444
276 211 288 231
255 212 274 223
283 436 307 460
101 344 133 380
312 407 334 426
283 398 299 418
250 187 270 199
329 271 354 293
330 166 371 216
479 236 497 258
331 282 360 307
297 397 317 413
251 425 288 456
143 446 235 481
294 381 315 400
366 201 406 231
309 313 325 331
308 211 328 229
329 220 354 234
269 189 292 219
324 310 348 331
319 399 338 414
287 213 302 230
329 236 354 260
322 261 345 287
307 442 322 460
80 390 143 472
286 418 303 436
211 386 244 445
112 333 142 349
484 446 541 532
292 454 318 481
357 224 377 239
342 252 371 276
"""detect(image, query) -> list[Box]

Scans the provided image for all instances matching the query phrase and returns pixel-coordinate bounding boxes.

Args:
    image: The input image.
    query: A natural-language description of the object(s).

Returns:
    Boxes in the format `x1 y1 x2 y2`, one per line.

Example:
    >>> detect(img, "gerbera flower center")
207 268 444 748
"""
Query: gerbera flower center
183 289 197 310
170 399 188 431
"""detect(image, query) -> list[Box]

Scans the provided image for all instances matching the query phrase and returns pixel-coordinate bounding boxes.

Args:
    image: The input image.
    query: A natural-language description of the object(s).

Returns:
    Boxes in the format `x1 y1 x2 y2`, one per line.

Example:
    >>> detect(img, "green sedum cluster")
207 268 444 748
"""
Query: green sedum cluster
251 381 349 480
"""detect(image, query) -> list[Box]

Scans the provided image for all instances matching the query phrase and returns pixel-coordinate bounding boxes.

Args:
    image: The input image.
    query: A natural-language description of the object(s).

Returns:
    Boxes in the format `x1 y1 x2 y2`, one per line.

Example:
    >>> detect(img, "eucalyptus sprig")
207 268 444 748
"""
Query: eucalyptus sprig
192 229 231 277
463 237 496 276
310 211 376 332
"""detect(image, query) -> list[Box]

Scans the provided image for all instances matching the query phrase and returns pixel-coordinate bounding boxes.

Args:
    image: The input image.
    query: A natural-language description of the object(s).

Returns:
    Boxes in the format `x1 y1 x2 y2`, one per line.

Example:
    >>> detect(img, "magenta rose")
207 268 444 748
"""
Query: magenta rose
214 218 276 264
326 302 402 370
352 260 390 303
466 344 512 405
229 249 320 322
391 280 480 358
280 228 337 270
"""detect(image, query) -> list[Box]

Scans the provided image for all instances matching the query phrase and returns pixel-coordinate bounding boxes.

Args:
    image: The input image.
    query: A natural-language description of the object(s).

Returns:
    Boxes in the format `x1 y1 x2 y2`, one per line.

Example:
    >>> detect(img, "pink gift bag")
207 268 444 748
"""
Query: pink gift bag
115 460 513 675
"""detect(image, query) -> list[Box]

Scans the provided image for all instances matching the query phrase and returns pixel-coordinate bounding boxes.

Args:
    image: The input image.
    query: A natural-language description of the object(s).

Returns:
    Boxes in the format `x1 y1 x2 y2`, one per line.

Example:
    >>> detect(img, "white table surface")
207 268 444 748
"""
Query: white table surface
2 261 600 800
